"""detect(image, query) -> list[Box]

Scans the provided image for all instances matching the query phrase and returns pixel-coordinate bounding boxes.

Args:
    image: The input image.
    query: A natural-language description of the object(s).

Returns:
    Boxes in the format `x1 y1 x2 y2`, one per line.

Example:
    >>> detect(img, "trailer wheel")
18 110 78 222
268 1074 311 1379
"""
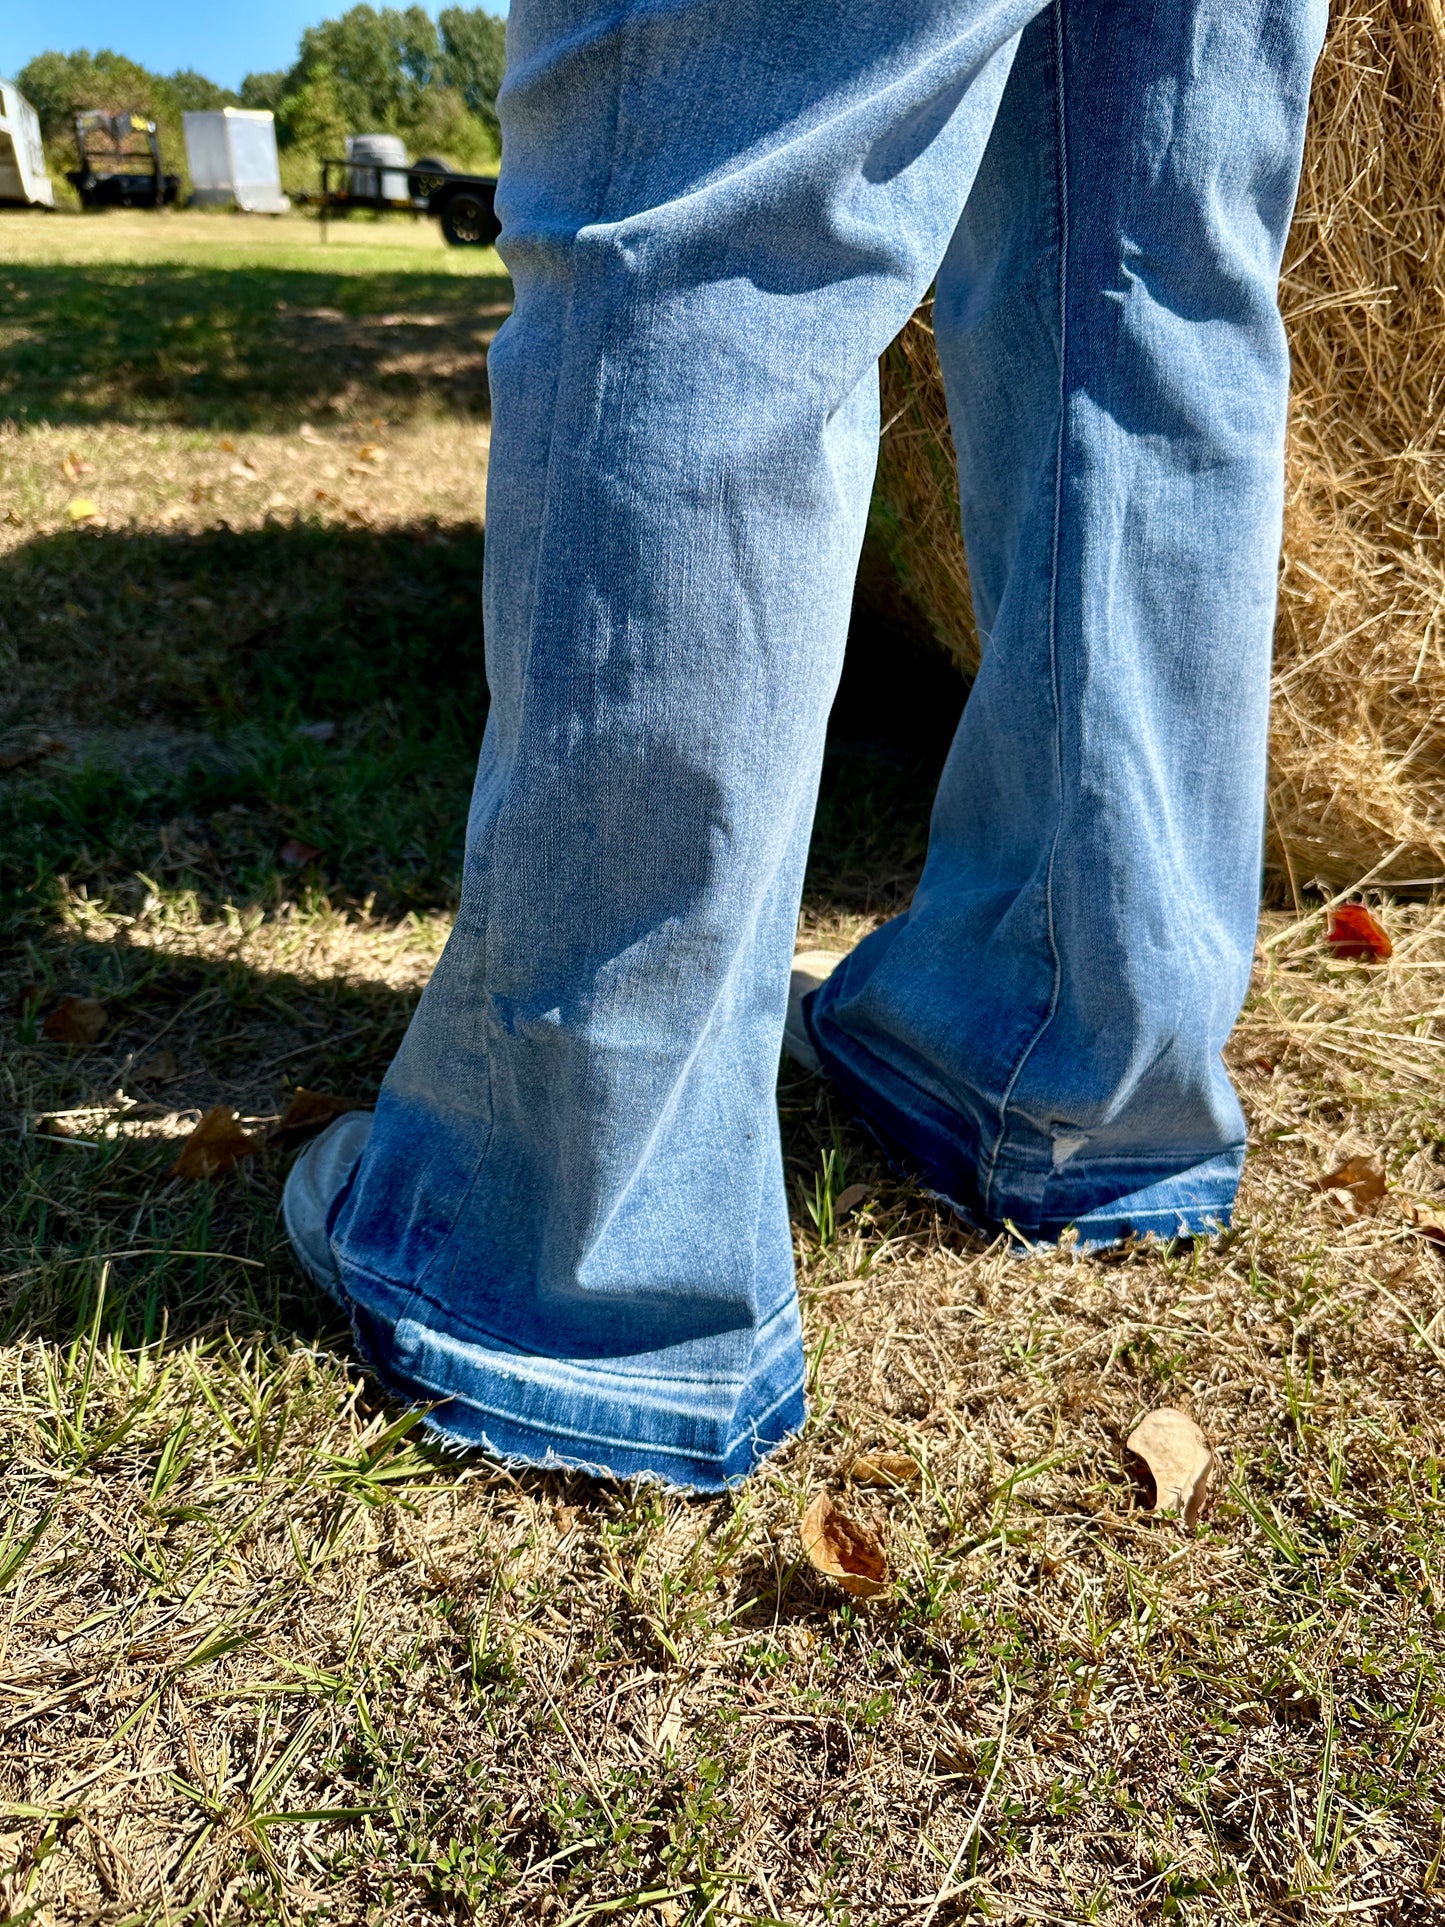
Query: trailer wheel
409 156 450 199
440 189 497 248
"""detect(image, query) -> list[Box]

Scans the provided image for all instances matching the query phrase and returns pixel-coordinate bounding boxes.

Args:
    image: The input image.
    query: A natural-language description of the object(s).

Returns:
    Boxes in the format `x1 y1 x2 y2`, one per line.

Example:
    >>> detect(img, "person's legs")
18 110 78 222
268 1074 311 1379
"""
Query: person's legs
315 0 1048 1487
808 0 1326 1246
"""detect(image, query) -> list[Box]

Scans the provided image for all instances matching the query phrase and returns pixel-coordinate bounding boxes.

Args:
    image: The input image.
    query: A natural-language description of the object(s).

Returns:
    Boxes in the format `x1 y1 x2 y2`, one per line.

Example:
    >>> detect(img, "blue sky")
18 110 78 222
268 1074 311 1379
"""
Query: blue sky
0 2 506 94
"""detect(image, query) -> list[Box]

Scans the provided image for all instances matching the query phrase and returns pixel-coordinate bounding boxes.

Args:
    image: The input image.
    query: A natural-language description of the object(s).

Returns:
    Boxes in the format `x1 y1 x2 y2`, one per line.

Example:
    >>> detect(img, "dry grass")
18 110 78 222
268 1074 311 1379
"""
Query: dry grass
2 208 1444 1925
872 0 1445 898
4 893 1445 1924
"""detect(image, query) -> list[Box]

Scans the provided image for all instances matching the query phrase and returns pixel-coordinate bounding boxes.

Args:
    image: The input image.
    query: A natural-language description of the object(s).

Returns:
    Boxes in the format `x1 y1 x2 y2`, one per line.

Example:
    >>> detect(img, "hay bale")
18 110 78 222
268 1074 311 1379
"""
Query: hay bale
870 0 1445 896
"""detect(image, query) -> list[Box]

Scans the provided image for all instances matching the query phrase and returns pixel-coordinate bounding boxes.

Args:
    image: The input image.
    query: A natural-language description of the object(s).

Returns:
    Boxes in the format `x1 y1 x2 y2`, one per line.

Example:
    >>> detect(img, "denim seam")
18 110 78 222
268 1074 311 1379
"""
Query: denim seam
980 0 1069 1224
394 21 635 1311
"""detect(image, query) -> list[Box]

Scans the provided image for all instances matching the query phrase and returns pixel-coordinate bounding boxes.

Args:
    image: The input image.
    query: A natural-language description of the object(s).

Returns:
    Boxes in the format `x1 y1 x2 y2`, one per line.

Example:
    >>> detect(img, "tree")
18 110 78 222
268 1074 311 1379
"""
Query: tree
239 71 288 113
167 69 241 114
439 7 507 143
287 5 443 134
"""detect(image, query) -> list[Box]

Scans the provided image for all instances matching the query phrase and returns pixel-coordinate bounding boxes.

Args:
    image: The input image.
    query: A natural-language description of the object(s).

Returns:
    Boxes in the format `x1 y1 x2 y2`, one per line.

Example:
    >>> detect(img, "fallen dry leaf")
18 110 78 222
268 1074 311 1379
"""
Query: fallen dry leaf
1317 1153 1388 1213
60 452 94 481
849 1452 921 1489
800 1491 890 1598
129 1047 179 1083
299 422 325 444
42 996 108 1045
171 1108 258 1179
278 838 324 868
0 729 68 772
1326 903 1392 961
833 1182 873 1219
66 498 98 523
355 442 386 464
1125 1408 1214 1529
1406 1200 1445 1246
270 1088 363 1148
554 1504 583 1536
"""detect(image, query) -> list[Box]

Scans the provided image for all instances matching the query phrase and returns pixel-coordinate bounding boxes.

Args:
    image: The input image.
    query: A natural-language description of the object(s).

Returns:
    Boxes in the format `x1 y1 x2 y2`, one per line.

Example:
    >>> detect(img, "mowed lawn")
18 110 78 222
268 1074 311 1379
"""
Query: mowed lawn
1 207 1443 1927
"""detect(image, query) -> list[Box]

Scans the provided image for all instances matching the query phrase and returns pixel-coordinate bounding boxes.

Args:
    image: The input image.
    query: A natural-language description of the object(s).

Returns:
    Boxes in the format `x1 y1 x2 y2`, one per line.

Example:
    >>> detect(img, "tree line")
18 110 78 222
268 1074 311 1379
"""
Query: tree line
16 5 506 196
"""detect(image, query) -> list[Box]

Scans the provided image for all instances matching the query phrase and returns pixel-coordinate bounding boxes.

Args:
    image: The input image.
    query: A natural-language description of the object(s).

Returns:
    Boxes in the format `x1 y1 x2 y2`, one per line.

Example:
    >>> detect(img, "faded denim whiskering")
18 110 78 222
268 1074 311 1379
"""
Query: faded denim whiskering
322 0 1326 1489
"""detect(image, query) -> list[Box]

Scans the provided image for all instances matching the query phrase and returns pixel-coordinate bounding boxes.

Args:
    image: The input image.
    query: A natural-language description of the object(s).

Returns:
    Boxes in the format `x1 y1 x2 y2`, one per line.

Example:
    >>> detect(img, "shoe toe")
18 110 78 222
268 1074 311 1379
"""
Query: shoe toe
282 1110 374 1295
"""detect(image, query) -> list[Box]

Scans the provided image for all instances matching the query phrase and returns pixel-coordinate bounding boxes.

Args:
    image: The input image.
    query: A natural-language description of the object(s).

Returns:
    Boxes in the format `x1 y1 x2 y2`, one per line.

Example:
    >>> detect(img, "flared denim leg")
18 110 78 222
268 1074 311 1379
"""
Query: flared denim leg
809 0 1327 1246
327 0 1049 1488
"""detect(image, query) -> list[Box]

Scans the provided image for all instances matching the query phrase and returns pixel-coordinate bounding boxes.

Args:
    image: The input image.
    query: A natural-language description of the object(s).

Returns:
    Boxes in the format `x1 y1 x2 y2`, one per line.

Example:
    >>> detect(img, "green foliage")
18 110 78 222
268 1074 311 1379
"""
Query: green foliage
17 7 506 204
439 6 508 143
14 48 241 197
245 4 505 169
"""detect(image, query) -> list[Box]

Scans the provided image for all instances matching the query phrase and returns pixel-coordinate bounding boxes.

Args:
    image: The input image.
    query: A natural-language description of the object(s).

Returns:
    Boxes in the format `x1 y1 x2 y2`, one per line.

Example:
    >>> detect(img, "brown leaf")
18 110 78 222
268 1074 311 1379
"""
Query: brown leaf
270 1088 363 1148
42 996 108 1045
800 1491 890 1598
130 1047 179 1083
1125 1408 1214 1529
171 1107 258 1179
355 442 386 463
60 452 94 481
1326 904 1392 961
1317 1153 1387 1212
0 728 69 772
1407 1200 1445 1247
833 1182 873 1220
554 1504 583 1537
278 838 323 868
849 1452 921 1489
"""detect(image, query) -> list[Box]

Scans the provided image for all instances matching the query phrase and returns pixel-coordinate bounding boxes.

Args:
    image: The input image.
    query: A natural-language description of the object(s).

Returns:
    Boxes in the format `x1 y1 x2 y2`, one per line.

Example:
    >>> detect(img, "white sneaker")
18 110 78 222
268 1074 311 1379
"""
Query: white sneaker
783 949 845 1075
281 1110 374 1297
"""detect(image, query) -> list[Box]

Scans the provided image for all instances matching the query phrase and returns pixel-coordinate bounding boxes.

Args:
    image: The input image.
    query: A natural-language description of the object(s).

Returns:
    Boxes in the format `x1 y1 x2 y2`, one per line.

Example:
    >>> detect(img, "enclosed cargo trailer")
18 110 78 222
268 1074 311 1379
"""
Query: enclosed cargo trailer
0 80 55 208
183 109 289 214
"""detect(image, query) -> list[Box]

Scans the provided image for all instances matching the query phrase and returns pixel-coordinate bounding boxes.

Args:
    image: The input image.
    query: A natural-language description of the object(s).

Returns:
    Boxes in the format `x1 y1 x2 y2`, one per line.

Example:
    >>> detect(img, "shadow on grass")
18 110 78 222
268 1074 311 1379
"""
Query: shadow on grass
2 515 966 1362
0 261 512 429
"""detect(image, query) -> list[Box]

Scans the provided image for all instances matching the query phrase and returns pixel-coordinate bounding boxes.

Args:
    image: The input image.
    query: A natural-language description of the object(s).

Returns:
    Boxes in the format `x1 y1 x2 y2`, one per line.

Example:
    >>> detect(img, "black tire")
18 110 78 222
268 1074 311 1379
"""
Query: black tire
439 188 499 248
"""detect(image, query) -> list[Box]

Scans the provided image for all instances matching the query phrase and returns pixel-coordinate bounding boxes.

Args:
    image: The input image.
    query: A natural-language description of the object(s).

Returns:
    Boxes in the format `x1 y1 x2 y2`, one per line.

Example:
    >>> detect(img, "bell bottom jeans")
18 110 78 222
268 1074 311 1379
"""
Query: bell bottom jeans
327 0 1326 1487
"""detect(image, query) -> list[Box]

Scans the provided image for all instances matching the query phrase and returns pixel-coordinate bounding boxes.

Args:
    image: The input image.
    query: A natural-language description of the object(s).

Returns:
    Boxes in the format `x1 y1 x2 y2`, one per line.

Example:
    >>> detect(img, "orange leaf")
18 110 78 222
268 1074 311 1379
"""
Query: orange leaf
800 1491 889 1598
42 996 108 1045
271 1088 364 1148
849 1452 921 1488
1326 904 1392 961
1317 1153 1387 1211
172 1107 258 1179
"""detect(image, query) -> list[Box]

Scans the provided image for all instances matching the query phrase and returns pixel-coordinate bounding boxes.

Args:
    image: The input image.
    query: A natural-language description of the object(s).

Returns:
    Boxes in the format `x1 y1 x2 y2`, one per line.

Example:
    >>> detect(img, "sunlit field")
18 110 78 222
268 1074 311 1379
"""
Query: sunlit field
1 205 1441 1925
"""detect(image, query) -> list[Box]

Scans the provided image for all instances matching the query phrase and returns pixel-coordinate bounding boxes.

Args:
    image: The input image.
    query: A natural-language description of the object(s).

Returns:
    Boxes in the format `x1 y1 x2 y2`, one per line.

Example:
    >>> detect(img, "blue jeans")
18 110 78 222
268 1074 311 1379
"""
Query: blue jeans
327 0 1325 1488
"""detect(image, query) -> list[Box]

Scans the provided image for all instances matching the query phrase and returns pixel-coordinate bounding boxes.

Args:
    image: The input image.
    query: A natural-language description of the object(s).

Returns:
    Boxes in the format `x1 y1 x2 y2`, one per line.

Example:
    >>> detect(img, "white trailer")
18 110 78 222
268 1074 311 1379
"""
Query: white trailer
0 80 55 208
183 108 289 213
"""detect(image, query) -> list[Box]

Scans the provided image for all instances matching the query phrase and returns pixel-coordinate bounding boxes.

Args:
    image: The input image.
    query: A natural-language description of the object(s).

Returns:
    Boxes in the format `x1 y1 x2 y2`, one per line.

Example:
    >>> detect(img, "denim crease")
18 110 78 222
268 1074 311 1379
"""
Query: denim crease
320 0 1327 1489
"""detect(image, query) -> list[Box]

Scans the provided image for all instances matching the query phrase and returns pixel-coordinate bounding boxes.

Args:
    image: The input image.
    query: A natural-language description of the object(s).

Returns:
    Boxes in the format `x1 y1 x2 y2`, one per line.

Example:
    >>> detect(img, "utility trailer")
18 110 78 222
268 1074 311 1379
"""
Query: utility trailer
424 171 500 249
68 109 179 208
0 80 54 207
314 141 499 249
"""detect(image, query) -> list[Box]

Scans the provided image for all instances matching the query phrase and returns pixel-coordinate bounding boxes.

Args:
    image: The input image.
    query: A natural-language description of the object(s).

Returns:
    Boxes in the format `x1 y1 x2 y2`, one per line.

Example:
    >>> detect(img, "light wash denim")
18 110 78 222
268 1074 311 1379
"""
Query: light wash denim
321 0 1326 1489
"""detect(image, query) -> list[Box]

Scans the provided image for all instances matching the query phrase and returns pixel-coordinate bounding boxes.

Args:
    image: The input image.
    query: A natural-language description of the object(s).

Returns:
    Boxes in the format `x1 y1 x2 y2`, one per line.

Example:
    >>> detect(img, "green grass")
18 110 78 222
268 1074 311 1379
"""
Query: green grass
1 204 1443 1927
